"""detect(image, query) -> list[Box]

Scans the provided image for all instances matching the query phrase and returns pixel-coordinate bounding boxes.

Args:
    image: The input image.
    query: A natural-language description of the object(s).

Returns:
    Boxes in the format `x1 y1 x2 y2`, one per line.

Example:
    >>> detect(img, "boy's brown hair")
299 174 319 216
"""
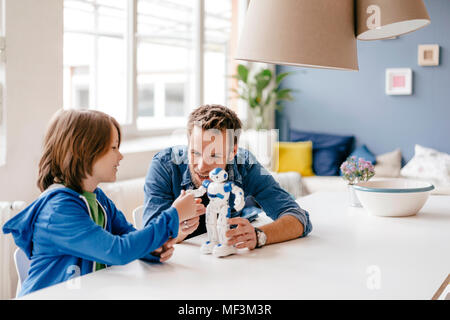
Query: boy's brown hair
187 104 242 146
37 109 121 193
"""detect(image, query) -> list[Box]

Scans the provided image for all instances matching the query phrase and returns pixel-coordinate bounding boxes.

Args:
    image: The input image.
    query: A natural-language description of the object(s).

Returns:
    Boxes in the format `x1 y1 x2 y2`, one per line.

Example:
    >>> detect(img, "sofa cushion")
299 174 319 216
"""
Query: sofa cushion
274 141 314 177
400 144 450 187
270 171 303 199
374 149 402 178
290 129 354 176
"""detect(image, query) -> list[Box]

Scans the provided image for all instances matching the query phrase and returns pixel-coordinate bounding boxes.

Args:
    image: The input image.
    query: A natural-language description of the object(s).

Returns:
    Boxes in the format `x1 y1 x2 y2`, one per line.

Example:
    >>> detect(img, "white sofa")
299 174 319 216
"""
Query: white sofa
101 172 449 225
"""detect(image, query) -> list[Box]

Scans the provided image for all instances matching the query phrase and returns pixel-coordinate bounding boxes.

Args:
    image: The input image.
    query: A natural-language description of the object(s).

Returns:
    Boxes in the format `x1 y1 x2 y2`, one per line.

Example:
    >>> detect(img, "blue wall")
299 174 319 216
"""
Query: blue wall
277 0 450 162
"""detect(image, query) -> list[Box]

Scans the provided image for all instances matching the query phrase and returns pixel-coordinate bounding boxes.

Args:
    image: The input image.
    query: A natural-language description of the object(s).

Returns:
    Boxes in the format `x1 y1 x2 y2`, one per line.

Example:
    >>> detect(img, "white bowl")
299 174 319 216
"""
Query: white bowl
353 179 434 217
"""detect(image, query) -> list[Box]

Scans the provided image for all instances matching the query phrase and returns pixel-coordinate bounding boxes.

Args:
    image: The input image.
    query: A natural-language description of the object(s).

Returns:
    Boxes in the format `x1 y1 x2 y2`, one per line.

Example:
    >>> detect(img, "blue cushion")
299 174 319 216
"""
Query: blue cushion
290 129 355 176
349 145 376 165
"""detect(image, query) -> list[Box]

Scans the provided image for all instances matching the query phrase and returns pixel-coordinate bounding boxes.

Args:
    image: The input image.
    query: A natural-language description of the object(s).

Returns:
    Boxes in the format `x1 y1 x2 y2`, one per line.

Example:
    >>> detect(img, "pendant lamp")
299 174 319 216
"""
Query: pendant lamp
356 0 431 40
235 0 359 71
236 0 430 71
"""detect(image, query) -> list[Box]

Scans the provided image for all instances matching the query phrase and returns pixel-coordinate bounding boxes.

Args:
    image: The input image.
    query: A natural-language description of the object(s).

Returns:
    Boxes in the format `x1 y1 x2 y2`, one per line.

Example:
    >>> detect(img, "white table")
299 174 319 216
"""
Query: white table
21 192 450 300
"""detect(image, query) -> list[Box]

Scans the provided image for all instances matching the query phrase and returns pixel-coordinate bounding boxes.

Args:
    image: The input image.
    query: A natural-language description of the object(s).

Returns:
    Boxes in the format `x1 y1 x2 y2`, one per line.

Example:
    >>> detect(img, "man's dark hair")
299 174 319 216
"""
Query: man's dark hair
187 104 242 146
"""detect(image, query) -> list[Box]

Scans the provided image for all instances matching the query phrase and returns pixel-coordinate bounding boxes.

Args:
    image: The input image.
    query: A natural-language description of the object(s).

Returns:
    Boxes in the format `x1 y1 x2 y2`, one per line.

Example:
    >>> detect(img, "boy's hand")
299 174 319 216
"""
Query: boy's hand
151 238 177 262
172 190 205 221
176 198 205 242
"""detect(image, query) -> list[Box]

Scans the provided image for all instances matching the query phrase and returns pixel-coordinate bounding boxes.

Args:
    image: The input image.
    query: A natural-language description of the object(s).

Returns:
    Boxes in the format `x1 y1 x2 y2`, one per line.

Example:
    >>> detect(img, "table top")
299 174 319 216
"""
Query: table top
21 192 450 300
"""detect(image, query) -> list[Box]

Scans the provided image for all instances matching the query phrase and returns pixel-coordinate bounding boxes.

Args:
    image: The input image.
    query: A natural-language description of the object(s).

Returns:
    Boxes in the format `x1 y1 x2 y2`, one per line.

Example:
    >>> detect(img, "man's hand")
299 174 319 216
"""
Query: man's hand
225 217 257 250
151 238 177 262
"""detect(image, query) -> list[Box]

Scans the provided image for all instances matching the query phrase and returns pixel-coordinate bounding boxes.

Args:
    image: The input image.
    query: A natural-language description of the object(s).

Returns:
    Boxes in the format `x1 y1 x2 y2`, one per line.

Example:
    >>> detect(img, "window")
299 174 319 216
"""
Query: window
63 0 127 123
204 0 232 105
64 0 243 137
136 0 195 131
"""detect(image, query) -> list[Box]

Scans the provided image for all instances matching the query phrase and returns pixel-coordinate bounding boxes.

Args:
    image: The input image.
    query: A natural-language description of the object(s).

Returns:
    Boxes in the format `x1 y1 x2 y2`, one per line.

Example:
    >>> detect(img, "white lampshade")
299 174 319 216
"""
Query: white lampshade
356 0 430 40
236 0 359 71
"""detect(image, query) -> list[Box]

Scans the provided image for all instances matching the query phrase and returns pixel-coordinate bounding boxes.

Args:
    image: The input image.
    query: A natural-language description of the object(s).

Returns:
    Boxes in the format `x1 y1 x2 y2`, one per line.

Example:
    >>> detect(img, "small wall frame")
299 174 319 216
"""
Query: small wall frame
418 44 440 66
385 68 412 95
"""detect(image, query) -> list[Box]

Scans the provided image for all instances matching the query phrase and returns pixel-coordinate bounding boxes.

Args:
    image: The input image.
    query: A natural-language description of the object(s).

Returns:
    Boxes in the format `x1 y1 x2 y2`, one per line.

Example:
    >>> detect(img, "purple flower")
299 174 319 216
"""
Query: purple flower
340 156 375 184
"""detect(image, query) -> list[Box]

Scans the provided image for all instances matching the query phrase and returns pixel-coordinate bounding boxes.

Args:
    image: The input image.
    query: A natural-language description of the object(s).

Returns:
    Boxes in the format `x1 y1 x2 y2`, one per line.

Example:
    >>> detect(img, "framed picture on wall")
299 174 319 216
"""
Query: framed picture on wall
385 68 412 95
418 44 440 66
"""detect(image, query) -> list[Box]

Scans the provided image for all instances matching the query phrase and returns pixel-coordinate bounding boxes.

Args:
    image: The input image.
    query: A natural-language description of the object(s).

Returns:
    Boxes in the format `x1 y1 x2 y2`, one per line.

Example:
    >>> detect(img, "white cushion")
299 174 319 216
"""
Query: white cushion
270 171 303 199
400 145 450 187
374 149 402 177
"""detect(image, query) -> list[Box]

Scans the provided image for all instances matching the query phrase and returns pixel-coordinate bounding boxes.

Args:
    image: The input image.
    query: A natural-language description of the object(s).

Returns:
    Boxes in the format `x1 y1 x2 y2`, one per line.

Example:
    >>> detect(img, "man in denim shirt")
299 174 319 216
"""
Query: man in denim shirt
143 105 312 255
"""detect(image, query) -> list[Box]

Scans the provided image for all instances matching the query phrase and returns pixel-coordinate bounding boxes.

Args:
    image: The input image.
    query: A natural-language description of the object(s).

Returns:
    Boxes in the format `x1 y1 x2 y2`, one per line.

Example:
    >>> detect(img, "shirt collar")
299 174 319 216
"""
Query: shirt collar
181 164 193 187
227 162 243 185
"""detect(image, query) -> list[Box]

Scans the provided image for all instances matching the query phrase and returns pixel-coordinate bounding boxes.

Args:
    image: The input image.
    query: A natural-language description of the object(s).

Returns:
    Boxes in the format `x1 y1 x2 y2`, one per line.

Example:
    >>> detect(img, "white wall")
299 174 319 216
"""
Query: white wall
0 0 63 203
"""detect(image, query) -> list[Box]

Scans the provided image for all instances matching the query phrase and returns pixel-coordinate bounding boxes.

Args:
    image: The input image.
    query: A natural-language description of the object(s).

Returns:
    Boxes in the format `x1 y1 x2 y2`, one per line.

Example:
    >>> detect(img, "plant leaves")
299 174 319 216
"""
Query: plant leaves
255 69 272 92
276 88 293 101
237 64 249 83
276 72 291 86
249 97 258 108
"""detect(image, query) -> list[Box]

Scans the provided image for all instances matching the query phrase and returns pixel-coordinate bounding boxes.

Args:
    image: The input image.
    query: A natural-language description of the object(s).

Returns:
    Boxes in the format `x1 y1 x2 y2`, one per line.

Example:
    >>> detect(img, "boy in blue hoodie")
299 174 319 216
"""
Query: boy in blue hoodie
3 109 204 297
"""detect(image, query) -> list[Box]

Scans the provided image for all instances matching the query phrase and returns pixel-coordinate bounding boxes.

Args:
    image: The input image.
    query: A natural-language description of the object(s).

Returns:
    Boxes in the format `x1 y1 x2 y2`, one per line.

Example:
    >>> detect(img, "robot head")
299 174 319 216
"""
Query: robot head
209 167 228 183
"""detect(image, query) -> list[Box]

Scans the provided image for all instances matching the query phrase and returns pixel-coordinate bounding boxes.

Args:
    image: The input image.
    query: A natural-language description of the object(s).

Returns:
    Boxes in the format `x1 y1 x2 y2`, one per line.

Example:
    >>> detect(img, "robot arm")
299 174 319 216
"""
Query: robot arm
230 183 245 212
186 179 209 198
186 185 206 198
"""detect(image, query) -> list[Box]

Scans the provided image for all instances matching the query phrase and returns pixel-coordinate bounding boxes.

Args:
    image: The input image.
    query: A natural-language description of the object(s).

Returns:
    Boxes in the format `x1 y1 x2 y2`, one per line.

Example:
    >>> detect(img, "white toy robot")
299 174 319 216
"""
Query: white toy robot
187 167 245 257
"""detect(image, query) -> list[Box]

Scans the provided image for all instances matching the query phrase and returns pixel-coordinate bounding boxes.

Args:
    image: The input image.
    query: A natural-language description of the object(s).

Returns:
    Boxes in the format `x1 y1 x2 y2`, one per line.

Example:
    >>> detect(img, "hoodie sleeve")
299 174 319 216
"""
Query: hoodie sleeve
47 197 179 266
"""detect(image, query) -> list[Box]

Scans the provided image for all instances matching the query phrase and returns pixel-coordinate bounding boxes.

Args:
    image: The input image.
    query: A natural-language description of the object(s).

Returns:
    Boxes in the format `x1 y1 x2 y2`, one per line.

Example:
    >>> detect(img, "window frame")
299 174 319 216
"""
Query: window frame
64 0 241 139
122 0 204 138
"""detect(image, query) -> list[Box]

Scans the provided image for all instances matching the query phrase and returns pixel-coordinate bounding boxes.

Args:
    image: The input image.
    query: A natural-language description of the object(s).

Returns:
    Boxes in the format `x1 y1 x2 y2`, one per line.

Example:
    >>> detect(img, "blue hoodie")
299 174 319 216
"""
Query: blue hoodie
2 184 179 297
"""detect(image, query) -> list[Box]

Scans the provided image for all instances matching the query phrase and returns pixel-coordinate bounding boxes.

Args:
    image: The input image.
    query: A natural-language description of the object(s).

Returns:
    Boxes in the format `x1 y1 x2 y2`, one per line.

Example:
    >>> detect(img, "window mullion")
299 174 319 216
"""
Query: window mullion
127 0 138 132
194 0 204 108
91 0 99 110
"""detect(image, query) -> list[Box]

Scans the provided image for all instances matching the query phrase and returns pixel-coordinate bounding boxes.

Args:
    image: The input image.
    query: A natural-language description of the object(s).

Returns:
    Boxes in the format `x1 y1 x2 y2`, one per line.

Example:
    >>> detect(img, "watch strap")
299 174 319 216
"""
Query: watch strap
254 227 264 248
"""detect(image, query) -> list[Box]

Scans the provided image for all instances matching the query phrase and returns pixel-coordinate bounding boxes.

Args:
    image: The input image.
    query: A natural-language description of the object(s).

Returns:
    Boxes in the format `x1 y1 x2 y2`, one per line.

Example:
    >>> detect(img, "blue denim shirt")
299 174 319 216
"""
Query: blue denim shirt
143 145 312 238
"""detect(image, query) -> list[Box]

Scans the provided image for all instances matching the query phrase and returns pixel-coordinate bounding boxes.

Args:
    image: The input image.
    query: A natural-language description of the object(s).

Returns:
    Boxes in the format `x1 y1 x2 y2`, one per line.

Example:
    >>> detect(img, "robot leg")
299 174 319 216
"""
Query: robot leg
212 206 237 258
200 204 219 254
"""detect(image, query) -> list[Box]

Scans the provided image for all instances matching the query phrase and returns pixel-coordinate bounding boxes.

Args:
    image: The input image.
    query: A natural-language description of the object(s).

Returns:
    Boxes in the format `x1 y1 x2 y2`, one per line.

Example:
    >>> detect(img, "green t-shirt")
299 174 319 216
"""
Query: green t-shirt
82 191 106 271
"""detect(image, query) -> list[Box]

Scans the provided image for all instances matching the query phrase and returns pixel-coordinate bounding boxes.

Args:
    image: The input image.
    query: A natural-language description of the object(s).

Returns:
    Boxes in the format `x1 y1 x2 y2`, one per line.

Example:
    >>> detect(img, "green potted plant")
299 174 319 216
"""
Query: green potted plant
232 64 294 130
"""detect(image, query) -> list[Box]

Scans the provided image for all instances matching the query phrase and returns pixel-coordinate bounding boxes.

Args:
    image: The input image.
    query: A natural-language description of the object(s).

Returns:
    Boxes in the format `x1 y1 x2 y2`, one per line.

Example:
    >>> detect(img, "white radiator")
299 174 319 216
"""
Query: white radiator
0 201 26 300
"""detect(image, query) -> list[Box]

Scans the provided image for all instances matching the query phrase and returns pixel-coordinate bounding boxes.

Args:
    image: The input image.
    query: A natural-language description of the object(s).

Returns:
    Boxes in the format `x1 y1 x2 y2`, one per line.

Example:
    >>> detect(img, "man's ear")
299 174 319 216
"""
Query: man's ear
228 144 238 162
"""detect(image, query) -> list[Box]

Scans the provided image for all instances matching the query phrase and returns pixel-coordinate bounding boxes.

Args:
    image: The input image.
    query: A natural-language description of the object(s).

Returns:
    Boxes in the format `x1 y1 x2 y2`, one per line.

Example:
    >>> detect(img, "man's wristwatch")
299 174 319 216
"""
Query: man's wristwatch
254 227 267 248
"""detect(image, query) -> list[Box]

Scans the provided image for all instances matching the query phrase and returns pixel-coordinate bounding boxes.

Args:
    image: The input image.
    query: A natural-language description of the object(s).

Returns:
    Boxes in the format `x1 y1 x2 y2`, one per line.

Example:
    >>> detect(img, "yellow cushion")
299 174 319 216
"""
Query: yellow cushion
274 141 315 177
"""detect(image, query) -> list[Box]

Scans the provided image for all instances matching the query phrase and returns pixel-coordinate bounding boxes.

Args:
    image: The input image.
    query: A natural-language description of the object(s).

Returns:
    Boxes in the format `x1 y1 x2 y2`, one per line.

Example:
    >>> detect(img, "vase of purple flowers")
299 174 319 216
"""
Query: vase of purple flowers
340 156 375 207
